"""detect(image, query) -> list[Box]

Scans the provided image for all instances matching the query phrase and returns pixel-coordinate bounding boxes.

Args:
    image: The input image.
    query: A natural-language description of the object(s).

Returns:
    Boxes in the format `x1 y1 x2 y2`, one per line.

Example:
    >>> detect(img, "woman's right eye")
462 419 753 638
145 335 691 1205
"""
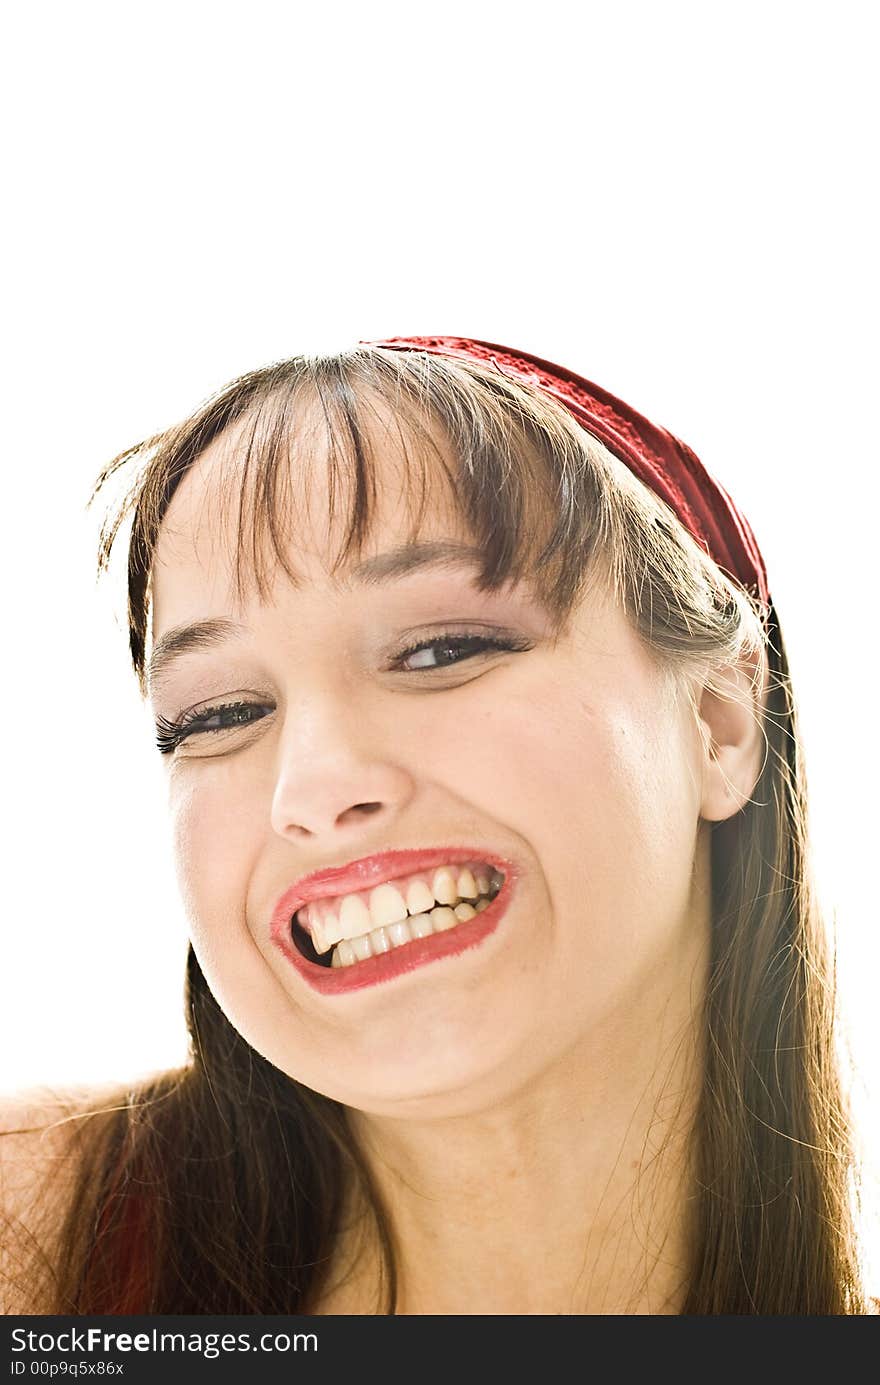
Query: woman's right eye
154 700 272 755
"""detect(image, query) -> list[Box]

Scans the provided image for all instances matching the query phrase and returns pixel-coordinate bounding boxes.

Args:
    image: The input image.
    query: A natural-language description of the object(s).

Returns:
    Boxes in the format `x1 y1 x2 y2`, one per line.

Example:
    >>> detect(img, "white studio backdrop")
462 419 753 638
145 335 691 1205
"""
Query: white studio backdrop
2 1 877 1268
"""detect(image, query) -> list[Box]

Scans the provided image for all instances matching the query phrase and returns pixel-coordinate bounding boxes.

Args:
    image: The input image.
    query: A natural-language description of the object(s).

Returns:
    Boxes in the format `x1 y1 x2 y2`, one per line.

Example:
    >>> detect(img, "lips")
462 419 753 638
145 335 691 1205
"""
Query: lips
268 846 520 996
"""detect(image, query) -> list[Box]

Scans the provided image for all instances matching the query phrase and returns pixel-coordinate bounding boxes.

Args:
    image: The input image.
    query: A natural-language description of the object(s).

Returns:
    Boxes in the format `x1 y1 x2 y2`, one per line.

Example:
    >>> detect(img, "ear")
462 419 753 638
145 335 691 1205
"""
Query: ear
697 648 768 823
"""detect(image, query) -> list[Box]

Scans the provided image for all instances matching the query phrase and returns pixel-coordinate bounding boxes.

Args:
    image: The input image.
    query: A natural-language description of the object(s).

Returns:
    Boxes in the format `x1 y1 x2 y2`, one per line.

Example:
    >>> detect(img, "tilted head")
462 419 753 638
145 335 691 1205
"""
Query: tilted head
92 341 770 1113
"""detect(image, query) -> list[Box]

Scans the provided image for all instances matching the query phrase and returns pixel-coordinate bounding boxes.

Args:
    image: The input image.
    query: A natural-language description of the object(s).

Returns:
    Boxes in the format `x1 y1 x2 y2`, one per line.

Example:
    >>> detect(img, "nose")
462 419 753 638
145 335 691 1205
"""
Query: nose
269 694 417 842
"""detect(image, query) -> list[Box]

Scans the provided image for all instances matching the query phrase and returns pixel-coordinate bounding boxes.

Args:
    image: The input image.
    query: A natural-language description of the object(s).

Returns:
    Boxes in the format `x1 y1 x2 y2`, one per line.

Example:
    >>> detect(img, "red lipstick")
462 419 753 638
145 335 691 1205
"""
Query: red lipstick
269 846 519 996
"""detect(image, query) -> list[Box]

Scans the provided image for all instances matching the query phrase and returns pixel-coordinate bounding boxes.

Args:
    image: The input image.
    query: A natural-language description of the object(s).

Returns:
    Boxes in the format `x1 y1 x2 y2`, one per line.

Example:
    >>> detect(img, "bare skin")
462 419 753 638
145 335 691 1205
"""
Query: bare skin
139 401 765 1314
311 944 706 1314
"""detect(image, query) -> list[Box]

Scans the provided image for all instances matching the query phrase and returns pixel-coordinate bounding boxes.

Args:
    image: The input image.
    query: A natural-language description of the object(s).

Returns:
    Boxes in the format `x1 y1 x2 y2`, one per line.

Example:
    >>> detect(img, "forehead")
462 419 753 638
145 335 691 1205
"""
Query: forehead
150 391 486 631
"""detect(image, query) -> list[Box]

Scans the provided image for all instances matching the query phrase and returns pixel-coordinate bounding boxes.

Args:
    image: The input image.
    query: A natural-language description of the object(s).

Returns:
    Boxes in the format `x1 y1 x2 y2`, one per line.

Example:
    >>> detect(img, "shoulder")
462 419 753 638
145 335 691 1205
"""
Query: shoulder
0 1083 123 1313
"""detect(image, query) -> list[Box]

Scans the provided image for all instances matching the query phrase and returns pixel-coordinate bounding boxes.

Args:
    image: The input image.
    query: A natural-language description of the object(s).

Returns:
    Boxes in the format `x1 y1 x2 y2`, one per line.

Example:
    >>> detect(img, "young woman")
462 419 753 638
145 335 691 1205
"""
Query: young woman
1 336 871 1313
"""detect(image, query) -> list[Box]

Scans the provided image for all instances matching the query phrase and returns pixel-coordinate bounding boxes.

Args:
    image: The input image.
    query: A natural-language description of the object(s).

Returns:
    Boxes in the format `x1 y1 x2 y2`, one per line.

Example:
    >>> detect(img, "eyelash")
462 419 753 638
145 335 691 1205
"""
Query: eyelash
153 630 532 755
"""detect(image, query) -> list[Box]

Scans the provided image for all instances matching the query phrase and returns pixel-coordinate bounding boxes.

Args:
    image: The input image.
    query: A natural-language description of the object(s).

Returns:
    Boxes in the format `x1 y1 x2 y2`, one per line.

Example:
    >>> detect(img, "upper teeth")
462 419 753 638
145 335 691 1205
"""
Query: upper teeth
298 864 502 955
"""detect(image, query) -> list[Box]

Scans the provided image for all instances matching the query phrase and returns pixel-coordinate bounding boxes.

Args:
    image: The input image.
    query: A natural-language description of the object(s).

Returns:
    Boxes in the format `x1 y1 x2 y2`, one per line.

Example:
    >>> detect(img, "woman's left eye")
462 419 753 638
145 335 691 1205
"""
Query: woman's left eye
392 632 532 671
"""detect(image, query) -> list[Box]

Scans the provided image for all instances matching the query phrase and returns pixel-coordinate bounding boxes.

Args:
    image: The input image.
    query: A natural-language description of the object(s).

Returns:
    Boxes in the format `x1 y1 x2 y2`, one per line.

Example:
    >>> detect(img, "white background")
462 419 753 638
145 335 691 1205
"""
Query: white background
2 2 878 1275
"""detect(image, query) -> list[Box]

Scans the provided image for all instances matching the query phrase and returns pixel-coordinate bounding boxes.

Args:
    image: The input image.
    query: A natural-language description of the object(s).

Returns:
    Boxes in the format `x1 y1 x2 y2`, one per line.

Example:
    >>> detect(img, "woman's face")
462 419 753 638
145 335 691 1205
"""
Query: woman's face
149 405 711 1118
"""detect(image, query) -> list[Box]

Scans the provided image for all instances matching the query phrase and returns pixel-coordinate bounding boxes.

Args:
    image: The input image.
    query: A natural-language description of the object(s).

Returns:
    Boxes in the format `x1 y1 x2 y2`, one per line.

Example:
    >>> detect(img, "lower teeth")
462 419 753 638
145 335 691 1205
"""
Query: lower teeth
328 891 497 968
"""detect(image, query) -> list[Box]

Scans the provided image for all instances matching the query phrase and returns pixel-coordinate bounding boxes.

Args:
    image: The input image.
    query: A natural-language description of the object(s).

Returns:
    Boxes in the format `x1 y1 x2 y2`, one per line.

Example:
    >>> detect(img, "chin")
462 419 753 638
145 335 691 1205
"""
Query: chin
318 1041 541 1119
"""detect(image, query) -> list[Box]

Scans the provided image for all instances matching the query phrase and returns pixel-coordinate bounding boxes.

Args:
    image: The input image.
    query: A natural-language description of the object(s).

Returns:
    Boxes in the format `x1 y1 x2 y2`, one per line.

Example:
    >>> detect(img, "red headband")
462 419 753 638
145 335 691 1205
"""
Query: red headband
360 335 770 612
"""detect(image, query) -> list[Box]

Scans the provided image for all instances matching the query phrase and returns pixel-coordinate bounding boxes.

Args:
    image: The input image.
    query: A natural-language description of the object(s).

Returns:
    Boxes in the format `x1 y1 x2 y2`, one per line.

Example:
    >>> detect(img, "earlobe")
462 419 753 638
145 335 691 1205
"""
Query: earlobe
698 651 768 823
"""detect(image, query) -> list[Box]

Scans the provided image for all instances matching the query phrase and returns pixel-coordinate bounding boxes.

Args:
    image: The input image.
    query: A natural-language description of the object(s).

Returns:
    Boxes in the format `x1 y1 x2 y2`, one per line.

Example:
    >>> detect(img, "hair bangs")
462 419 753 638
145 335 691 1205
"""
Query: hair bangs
108 348 613 688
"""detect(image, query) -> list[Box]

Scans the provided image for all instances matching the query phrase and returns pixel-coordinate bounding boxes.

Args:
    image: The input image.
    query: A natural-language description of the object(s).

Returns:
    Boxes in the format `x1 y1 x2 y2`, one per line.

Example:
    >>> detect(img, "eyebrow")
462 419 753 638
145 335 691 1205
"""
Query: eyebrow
146 541 485 691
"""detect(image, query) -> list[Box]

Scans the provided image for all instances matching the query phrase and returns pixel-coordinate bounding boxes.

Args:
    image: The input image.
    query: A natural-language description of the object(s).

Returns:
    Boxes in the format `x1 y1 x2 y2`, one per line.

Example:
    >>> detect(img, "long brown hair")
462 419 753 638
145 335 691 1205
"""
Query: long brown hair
5 346 869 1312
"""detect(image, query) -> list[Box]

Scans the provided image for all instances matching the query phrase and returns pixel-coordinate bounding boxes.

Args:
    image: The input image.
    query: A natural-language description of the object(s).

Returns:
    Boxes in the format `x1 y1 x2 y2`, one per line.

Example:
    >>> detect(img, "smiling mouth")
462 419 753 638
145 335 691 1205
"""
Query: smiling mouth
290 865 505 969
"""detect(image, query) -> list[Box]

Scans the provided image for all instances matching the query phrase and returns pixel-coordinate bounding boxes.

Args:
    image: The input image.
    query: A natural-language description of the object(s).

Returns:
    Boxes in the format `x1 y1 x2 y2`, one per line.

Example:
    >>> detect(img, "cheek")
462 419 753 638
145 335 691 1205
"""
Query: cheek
168 770 307 1054
551 701 702 972
452 681 701 959
168 770 263 969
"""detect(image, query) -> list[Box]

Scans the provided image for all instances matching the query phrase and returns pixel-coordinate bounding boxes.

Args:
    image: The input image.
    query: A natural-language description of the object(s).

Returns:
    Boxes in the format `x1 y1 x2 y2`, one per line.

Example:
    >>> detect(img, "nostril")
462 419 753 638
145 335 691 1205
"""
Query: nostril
335 802 384 829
